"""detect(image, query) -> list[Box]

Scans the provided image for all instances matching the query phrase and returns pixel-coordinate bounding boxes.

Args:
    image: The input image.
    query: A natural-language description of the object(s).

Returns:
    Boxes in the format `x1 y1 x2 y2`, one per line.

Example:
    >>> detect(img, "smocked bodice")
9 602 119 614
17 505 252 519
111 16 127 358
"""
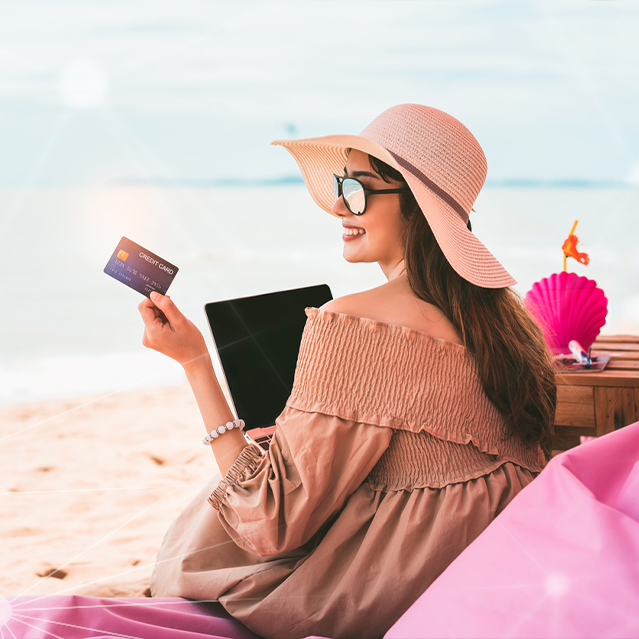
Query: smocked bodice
288 307 541 480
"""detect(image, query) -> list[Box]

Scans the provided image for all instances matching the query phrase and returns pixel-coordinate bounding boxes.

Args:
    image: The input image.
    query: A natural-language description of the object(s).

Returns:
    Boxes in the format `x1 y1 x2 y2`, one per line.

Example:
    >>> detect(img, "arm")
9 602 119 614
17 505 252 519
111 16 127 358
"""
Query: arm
140 295 393 557
210 407 392 556
138 292 247 475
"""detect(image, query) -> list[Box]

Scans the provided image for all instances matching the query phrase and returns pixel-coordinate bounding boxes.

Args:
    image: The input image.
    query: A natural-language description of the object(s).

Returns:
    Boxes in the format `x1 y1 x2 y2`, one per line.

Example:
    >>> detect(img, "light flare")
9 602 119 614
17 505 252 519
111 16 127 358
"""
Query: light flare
0 597 13 627
545 572 570 597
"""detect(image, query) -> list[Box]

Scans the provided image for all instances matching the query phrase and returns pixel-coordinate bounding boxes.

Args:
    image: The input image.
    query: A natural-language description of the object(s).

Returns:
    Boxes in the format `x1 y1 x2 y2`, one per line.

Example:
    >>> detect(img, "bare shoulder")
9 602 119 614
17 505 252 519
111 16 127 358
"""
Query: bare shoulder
321 276 463 345
321 288 380 317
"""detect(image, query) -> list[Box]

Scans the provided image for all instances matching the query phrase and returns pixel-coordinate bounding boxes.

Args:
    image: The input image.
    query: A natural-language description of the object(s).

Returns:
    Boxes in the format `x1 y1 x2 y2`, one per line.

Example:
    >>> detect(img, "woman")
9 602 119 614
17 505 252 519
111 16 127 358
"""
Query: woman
141 104 556 639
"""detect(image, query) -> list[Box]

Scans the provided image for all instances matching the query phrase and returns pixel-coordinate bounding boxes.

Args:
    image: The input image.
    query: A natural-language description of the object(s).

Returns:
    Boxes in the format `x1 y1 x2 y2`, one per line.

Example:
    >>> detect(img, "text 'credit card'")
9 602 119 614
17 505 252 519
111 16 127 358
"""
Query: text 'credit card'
103 237 179 298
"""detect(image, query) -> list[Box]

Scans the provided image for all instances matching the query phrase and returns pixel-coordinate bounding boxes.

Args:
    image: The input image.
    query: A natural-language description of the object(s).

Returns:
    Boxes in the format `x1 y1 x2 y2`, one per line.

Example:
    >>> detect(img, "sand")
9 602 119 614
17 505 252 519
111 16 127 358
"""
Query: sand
0 384 222 598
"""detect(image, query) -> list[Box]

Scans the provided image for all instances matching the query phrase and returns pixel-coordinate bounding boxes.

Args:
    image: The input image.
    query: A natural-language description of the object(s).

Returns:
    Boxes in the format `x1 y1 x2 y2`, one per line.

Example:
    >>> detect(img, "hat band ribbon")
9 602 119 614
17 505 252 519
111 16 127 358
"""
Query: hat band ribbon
387 150 468 223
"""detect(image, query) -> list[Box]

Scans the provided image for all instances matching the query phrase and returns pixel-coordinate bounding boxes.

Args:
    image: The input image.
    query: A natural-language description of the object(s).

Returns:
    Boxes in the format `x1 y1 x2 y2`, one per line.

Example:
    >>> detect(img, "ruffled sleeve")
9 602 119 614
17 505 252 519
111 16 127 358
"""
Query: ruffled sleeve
208 406 392 557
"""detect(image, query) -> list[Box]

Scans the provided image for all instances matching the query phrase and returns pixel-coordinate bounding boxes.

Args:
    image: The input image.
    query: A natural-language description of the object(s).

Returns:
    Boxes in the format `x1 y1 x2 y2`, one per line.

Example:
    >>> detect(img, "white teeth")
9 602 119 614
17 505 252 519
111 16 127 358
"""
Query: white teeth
343 227 365 236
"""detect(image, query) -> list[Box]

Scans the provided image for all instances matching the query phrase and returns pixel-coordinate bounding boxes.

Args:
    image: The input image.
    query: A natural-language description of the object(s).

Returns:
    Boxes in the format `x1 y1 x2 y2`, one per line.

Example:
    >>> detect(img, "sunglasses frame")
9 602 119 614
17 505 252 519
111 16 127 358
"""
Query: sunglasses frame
333 174 409 216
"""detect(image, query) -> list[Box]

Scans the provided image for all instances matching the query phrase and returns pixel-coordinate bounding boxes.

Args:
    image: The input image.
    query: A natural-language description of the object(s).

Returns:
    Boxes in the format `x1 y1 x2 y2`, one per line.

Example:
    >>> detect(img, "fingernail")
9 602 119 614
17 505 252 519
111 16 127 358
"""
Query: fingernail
150 291 160 302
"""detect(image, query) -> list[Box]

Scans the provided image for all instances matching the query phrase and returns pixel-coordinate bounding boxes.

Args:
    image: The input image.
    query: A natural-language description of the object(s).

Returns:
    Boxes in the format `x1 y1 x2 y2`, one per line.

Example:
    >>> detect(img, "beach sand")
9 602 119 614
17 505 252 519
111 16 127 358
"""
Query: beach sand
0 384 221 598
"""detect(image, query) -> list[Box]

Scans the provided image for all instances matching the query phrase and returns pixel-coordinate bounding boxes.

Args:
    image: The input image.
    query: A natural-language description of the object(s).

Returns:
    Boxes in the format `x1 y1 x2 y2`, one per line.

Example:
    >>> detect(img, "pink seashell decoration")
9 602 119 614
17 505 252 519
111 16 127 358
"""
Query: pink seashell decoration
524 271 608 354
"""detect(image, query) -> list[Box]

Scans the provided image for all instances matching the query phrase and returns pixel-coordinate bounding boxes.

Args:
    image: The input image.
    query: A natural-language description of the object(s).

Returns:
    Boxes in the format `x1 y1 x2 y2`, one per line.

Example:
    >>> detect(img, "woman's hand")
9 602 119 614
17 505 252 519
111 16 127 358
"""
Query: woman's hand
138 292 209 367
140 292 247 471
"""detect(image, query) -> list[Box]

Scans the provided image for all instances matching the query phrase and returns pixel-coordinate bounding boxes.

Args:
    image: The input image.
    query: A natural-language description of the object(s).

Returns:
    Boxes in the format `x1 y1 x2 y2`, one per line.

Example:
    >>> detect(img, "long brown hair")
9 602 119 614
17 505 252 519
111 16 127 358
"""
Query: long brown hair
368 155 556 460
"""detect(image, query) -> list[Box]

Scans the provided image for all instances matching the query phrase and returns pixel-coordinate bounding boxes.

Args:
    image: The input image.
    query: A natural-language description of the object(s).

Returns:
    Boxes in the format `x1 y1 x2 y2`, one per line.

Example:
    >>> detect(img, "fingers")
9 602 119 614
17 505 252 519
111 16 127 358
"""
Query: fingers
138 292 208 364
138 298 159 325
150 291 182 324
140 307 170 354
138 291 183 351
139 302 161 349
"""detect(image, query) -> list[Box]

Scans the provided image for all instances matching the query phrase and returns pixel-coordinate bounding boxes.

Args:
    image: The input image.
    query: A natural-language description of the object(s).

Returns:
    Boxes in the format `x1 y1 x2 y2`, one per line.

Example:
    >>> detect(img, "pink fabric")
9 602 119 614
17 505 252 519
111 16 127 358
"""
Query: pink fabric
2 596 263 639
0 596 336 638
386 421 639 639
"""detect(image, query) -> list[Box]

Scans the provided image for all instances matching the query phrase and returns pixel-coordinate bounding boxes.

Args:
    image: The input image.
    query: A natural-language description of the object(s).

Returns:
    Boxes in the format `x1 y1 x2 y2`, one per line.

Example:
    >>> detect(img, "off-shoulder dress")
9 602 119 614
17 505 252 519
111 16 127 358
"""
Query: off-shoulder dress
151 308 542 639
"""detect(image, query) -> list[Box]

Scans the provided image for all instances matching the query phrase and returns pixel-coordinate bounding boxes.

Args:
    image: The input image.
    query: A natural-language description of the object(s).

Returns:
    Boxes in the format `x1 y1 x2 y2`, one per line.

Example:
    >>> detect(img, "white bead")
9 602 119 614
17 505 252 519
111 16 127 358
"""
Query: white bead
202 418 245 445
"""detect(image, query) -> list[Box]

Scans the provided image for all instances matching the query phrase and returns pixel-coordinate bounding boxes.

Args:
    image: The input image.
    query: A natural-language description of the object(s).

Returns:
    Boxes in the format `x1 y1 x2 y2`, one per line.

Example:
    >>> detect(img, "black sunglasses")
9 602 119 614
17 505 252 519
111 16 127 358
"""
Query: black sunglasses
333 174 409 216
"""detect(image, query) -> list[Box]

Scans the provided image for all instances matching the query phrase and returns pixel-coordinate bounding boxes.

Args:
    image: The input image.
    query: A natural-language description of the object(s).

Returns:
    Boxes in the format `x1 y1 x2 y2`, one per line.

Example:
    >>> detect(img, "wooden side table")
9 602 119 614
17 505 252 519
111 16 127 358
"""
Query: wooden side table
554 335 639 454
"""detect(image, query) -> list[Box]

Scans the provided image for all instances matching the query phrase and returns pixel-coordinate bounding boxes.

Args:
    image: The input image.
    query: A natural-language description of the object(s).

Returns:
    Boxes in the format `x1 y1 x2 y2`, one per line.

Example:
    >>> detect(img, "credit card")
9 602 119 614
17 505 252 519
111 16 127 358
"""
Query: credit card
103 237 179 298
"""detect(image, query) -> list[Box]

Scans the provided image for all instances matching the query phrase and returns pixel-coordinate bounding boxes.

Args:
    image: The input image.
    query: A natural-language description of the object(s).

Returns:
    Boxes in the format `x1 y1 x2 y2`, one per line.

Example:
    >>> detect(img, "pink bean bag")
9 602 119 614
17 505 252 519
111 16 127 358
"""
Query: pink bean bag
386 421 639 639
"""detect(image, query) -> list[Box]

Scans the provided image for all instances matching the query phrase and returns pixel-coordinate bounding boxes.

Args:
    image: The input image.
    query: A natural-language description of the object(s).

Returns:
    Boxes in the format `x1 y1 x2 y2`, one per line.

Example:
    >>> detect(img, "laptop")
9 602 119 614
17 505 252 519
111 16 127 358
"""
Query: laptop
204 284 333 449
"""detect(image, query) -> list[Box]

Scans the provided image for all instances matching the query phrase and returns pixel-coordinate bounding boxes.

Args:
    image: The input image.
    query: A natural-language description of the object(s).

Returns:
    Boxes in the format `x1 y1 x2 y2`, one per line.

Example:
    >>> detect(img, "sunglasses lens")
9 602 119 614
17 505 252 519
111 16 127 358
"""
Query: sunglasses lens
333 174 340 200
342 178 366 215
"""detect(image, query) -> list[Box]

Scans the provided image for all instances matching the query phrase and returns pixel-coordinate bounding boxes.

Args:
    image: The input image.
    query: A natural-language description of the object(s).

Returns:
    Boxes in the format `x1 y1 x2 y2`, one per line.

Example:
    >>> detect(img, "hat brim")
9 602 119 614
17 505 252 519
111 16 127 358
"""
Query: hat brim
272 134 516 289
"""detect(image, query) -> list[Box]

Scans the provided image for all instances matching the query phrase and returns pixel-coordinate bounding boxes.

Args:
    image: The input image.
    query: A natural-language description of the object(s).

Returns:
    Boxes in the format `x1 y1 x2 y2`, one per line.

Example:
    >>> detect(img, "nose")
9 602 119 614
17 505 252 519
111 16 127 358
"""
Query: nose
331 193 352 218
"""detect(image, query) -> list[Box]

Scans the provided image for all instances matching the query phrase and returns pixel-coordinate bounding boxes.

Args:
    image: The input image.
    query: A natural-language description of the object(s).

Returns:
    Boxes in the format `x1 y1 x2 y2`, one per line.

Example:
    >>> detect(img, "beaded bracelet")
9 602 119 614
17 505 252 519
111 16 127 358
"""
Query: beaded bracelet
202 419 245 445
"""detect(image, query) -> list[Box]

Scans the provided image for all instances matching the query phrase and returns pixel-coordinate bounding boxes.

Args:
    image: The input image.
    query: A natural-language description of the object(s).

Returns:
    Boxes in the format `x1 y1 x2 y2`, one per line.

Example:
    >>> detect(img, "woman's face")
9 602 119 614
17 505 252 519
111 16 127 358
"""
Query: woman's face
331 150 406 278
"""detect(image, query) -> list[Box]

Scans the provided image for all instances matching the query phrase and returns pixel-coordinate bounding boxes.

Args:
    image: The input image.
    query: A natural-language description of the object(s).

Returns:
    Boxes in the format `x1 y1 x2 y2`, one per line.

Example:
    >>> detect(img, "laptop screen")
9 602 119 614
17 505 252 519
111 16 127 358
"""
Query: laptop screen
204 284 333 440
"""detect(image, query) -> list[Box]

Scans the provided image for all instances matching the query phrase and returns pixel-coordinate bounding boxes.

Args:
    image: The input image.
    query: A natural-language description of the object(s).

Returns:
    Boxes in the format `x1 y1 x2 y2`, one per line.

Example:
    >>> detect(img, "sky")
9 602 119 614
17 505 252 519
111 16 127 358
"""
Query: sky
0 0 638 186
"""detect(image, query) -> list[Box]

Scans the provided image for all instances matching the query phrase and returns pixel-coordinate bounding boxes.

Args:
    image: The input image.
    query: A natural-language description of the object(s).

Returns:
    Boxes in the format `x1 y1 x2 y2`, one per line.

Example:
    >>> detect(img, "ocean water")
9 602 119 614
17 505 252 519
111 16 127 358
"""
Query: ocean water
1 184 638 404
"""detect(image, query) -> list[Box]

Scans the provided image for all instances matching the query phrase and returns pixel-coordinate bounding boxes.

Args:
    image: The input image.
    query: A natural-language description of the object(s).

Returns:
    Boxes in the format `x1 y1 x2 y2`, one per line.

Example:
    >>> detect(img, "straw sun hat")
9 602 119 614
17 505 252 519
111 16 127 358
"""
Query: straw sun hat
272 103 515 289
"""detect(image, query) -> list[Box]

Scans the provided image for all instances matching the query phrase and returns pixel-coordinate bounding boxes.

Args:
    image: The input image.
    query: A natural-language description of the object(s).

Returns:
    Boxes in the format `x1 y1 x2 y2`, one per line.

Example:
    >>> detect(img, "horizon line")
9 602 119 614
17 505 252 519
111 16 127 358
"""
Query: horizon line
0 176 636 189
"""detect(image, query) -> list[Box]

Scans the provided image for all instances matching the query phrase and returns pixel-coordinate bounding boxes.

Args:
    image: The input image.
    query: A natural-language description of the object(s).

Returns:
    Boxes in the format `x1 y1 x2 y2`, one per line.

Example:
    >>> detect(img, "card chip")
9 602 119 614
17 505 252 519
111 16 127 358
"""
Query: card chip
117 249 129 261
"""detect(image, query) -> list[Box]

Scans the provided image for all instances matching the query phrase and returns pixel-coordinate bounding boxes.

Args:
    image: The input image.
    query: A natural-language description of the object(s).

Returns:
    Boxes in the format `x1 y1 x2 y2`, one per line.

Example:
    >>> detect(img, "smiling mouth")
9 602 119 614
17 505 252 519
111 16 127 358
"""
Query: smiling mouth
342 227 366 236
